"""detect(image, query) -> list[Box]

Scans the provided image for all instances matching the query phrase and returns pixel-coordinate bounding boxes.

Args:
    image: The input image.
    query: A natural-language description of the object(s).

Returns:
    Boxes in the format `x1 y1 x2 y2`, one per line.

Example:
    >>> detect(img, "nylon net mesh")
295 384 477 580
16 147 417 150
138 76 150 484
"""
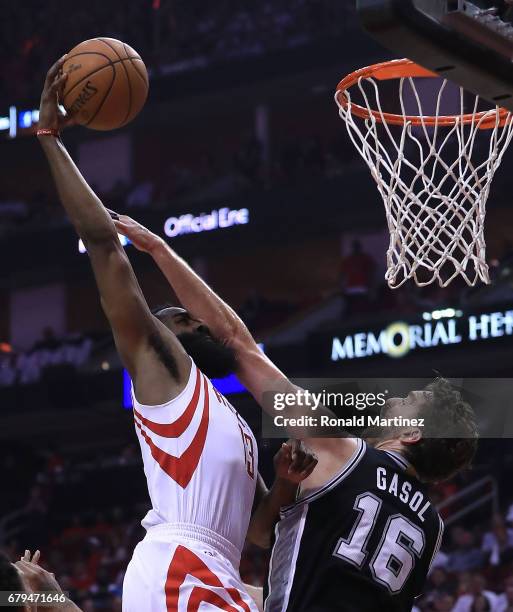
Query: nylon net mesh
335 75 513 288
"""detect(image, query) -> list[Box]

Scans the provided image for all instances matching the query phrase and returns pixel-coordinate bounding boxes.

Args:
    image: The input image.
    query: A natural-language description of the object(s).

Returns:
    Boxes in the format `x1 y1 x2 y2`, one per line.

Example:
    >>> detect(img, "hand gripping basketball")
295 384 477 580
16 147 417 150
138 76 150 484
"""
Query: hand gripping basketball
38 56 76 136
61 38 149 131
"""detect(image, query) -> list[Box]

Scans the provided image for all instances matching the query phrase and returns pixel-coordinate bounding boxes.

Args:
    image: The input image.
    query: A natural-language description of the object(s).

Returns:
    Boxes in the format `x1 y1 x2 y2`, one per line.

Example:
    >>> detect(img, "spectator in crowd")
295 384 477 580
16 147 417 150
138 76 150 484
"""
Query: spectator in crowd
423 567 455 607
432 593 456 611
452 573 499 612
482 513 513 566
470 593 492 611
446 527 486 573
498 577 513 612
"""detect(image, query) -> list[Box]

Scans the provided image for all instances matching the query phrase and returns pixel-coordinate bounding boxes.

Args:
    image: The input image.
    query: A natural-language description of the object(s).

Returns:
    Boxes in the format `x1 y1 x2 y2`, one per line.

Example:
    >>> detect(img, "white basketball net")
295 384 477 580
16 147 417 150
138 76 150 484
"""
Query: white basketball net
335 74 513 288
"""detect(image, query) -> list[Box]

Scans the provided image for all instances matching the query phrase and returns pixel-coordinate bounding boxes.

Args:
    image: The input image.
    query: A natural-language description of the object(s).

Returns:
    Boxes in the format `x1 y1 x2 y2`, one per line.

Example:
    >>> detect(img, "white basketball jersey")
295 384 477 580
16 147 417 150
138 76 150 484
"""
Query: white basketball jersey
131 359 258 555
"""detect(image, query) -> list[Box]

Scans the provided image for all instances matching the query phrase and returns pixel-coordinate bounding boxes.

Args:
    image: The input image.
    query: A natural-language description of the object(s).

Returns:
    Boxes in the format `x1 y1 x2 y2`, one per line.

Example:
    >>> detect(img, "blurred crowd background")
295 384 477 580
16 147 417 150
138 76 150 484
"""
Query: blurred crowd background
1 2 513 611
0 0 349 107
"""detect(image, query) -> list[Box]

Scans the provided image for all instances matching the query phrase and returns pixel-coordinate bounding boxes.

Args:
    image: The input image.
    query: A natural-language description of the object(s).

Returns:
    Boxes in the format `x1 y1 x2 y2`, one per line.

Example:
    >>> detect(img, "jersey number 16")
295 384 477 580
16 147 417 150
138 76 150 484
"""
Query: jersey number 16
333 492 425 593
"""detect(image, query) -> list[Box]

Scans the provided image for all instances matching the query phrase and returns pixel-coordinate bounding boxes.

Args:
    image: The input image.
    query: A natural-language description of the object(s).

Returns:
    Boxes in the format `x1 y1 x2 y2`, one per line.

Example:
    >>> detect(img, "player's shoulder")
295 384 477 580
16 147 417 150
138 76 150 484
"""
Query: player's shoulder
364 444 410 467
364 444 428 487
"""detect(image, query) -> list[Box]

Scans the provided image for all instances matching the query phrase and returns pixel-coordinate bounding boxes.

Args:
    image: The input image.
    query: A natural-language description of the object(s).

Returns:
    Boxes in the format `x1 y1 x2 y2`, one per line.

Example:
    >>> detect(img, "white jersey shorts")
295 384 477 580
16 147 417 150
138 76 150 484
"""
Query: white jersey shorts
122 523 259 612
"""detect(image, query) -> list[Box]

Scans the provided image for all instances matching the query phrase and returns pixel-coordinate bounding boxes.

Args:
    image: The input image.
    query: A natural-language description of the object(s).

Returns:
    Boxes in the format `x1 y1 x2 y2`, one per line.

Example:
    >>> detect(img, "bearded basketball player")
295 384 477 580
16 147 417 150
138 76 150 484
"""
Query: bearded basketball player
111 211 478 611
37 59 317 612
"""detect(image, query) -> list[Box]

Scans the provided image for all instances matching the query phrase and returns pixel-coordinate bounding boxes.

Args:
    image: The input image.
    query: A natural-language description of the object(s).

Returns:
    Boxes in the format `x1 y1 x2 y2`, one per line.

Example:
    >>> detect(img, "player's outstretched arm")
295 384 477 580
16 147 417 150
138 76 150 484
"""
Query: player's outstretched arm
247 441 317 549
37 60 189 392
112 215 347 438
112 215 307 397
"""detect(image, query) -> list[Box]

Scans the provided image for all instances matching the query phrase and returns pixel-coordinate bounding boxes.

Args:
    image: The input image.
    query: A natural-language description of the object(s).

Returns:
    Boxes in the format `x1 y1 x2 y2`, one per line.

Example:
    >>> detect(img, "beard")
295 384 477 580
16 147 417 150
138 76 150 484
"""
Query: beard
176 332 237 379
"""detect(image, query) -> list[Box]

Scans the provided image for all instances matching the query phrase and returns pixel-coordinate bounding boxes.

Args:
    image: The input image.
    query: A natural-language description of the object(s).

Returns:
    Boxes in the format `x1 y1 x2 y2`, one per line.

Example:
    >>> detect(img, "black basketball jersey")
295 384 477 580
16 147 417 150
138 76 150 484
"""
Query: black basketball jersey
264 439 444 612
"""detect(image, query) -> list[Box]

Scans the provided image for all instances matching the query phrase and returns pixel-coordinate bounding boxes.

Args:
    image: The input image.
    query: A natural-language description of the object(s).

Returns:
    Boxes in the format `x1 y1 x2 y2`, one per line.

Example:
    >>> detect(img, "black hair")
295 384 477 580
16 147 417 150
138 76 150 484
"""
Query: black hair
402 378 478 483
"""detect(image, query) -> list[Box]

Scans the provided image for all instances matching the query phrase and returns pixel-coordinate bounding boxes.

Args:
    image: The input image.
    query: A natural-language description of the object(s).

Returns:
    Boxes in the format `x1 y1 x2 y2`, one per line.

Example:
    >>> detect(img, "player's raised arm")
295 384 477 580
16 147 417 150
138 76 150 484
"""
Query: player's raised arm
111 214 275 384
112 214 345 437
111 216 303 394
37 59 189 392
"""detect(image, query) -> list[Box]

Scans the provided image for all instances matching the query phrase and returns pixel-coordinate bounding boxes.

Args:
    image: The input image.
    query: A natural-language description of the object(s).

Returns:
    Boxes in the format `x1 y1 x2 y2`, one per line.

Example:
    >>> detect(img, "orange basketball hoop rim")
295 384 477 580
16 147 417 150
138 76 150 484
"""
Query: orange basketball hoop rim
336 58 511 129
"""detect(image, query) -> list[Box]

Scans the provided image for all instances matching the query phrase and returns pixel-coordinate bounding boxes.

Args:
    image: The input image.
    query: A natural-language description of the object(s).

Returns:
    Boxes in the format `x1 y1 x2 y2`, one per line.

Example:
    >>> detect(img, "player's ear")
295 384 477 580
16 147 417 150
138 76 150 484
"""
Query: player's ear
399 428 422 445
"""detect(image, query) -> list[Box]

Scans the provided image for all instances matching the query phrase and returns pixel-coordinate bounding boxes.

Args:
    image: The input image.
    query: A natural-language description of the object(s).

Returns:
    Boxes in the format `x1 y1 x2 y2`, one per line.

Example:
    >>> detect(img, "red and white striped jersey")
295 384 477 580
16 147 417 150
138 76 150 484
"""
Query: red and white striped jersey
131 358 258 556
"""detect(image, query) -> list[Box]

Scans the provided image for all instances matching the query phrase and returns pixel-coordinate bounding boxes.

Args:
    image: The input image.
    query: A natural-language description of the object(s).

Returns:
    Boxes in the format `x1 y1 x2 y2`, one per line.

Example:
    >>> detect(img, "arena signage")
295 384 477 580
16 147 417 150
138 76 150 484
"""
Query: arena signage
79 207 249 253
331 308 513 361
0 106 39 138
163 207 249 238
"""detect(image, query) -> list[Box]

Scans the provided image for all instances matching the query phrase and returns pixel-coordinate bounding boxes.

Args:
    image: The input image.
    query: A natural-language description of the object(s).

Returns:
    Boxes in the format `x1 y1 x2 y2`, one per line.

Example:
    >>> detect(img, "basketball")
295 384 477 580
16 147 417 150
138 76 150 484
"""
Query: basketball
61 38 149 131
